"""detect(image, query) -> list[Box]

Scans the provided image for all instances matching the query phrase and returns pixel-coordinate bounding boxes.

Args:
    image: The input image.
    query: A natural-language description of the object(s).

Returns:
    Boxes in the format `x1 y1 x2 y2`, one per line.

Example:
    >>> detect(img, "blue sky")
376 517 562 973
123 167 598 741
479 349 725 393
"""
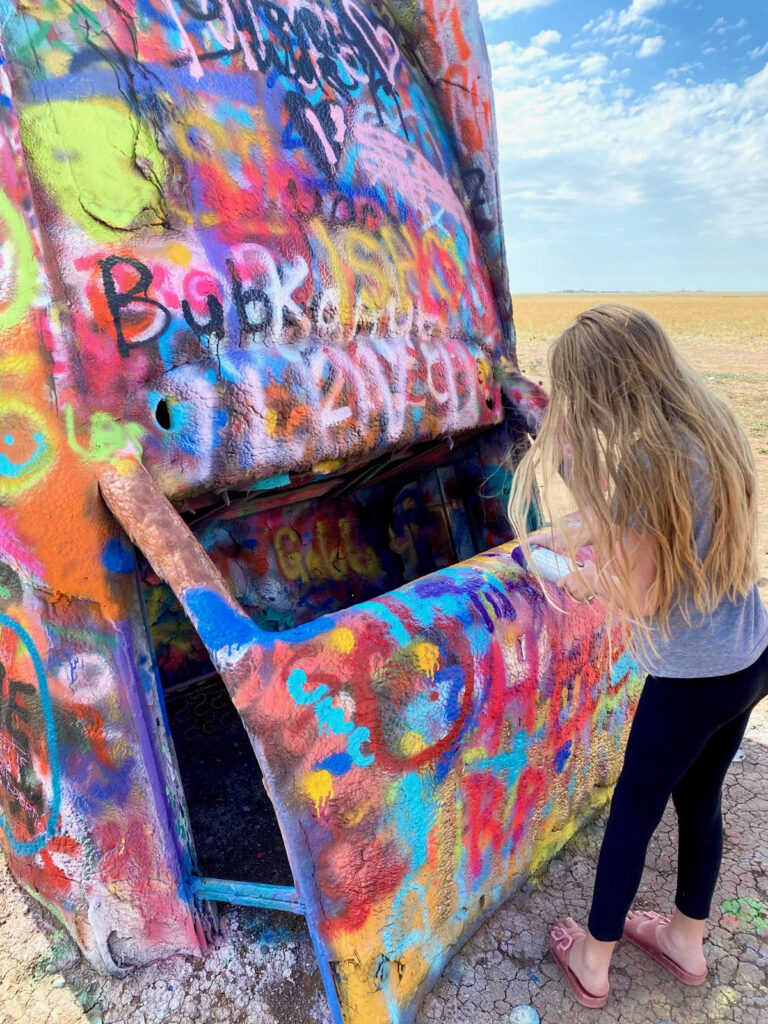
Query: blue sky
479 1 768 291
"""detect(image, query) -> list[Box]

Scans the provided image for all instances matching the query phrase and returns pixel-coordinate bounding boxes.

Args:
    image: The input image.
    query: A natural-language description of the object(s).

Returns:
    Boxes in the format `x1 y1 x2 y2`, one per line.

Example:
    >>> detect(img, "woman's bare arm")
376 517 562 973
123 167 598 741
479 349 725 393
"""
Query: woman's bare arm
558 528 659 617
529 512 593 555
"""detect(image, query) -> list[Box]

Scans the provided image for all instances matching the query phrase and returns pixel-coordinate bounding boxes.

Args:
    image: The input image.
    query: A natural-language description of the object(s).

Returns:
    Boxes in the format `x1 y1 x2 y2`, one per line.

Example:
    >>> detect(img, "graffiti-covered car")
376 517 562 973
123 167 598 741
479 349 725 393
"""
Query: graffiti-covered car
0 0 641 1020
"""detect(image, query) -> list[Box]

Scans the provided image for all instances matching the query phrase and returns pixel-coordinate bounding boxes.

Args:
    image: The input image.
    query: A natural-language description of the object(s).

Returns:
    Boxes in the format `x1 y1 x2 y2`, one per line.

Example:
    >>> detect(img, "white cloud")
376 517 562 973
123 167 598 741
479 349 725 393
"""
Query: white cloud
712 17 747 36
580 54 610 75
478 0 557 21
586 0 669 35
667 62 704 80
749 42 768 60
621 0 667 23
488 40 577 86
531 29 562 48
637 35 665 58
490 46 768 238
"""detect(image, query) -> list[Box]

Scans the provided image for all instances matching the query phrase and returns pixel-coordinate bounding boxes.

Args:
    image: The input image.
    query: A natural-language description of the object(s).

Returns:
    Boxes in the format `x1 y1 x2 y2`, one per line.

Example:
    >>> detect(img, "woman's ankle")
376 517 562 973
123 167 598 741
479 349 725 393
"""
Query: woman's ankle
663 909 707 962
668 908 706 943
578 933 616 972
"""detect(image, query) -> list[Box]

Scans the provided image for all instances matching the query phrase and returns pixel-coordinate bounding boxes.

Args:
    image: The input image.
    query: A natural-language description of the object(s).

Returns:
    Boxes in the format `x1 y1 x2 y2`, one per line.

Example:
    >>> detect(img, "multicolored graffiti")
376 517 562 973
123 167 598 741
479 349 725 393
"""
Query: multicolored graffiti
103 461 642 1021
0 29 204 970
6 0 518 498
1 0 635 1021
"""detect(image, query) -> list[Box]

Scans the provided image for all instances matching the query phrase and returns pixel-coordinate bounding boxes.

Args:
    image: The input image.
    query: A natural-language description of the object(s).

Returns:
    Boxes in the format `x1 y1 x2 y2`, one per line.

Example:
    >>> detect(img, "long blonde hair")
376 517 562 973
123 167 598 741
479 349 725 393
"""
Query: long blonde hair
508 304 759 637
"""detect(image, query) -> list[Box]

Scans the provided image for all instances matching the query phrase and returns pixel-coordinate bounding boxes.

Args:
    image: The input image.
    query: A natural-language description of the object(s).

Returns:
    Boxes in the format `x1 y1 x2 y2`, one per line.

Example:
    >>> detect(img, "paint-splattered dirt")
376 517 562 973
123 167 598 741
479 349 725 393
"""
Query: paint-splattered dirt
2 698 767 1024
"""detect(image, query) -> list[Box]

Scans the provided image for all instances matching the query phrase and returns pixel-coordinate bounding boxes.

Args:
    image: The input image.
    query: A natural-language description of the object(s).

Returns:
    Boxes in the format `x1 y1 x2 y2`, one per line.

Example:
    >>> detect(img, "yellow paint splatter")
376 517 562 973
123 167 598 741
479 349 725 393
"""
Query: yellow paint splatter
400 731 426 757
264 408 278 435
328 627 355 654
301 770 334 815
313 459 345 474
166 243 192 268
413 642 440 680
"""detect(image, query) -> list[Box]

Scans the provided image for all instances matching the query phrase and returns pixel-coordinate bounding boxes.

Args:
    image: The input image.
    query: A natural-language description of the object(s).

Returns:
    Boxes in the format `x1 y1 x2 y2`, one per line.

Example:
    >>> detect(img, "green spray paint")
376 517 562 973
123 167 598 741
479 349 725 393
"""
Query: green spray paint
721 897 768 934
19 99 168 240
0 191 37 330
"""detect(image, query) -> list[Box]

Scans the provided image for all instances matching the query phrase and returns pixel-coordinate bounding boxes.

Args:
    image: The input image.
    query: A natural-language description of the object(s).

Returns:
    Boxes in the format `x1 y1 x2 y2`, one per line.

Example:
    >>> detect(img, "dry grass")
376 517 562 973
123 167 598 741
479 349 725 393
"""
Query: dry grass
513 292 768 603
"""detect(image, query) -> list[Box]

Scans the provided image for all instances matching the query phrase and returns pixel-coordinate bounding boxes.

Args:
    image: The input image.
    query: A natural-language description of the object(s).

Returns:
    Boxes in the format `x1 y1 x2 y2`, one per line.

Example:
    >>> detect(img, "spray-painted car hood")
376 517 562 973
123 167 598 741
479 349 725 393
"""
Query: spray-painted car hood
5 0 529 499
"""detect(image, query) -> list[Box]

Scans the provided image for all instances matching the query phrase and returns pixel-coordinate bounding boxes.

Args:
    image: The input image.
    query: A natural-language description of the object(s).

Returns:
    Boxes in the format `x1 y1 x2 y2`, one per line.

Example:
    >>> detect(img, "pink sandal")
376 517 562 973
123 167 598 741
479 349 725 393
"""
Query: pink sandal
549 918 610 1008
623 911 708 986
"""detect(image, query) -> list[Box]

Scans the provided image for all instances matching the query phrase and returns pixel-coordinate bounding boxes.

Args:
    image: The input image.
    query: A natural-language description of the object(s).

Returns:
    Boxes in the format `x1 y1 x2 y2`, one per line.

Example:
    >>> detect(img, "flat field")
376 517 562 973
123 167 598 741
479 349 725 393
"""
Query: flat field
513 292 768 602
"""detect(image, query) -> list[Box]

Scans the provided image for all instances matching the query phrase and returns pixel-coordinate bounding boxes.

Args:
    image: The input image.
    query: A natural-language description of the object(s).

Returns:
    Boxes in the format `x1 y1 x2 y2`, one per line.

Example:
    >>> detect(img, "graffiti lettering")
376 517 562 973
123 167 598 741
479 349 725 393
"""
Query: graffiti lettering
64 405 145 463
0 611 60 856
284 92 347 179
0 670 44 830
181 294 225 342
165 0 403 176
227 246 309 344
278 520 380 586
98 245 492 381
100 257 172 357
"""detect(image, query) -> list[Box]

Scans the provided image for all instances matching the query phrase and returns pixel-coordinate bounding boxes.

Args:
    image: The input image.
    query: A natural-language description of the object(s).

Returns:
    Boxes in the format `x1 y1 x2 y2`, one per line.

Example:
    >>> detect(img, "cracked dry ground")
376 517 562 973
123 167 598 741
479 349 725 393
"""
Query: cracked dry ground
2 701 767 1024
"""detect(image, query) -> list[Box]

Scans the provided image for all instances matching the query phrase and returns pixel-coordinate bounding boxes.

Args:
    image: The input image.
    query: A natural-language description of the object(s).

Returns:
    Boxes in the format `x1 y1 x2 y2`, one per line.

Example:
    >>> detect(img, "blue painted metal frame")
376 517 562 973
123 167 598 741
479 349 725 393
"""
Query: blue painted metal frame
133 560 346 1024
190 876 346 1023
190 877 305 915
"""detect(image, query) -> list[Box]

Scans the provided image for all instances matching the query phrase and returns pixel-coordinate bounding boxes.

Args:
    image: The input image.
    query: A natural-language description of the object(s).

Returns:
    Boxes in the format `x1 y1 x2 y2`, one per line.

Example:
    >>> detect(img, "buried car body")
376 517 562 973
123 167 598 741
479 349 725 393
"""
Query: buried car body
0 0 640 1021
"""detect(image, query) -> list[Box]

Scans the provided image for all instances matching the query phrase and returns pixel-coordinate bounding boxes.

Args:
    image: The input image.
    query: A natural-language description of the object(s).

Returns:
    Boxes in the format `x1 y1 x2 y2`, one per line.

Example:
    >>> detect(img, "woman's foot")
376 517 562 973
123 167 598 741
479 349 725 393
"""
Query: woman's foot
624 910 708 984
550 918 612 1007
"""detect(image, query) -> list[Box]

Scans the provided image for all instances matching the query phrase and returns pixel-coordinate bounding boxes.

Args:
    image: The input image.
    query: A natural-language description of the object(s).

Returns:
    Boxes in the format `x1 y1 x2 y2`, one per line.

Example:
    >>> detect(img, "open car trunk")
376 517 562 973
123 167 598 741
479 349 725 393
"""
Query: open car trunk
101 421 641 1024
138 426 520 889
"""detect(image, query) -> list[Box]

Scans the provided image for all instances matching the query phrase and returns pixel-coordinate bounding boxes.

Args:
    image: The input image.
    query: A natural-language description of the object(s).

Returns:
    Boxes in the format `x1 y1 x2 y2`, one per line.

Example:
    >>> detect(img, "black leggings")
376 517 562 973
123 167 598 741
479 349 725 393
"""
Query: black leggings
588 643 768 942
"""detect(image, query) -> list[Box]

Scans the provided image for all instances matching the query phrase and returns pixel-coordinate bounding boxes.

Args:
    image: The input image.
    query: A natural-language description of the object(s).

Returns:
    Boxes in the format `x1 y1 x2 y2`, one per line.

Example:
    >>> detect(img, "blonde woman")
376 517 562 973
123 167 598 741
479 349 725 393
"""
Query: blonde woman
508 305 768 1008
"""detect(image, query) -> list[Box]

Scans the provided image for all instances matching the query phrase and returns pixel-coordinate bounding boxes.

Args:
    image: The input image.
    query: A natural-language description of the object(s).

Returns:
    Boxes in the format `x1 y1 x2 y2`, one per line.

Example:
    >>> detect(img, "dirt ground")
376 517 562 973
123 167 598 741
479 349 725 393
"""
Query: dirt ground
1 292 766 1024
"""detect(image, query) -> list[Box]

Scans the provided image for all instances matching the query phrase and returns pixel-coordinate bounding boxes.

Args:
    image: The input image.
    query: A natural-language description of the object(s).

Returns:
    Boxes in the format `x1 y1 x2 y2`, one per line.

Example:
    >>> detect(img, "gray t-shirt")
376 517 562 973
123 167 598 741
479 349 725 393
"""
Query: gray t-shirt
623 441 768 679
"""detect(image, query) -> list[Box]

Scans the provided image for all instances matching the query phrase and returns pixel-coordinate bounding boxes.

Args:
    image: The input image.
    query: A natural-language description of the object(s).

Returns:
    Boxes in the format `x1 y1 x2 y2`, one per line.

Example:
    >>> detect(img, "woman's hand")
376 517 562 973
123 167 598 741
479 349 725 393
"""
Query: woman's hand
558 563 601 604
528 526 568 552
557 529 659 616
529 516 591 556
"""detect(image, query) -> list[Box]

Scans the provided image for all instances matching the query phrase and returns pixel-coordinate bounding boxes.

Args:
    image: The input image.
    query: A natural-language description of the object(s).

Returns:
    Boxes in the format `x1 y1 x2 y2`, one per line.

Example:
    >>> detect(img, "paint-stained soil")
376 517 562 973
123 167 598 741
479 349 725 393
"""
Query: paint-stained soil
1 697 767 1024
